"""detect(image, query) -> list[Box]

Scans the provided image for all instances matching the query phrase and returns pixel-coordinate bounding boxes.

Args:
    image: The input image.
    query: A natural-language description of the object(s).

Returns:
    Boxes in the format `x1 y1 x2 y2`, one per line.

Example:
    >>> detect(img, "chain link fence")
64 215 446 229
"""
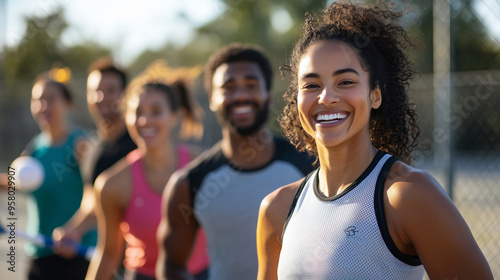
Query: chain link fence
412 70 500 278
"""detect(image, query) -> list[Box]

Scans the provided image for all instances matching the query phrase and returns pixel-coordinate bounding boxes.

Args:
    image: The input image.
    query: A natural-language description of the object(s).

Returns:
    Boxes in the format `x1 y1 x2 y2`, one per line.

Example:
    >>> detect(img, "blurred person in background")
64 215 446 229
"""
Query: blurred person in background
86 60 209 280
51 58 137 280
1 70 97 280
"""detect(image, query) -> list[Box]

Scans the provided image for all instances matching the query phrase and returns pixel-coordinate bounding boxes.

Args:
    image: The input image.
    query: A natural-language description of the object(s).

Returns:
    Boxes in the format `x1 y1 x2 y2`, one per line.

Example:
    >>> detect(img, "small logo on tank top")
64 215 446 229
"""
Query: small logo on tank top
344 226 359 237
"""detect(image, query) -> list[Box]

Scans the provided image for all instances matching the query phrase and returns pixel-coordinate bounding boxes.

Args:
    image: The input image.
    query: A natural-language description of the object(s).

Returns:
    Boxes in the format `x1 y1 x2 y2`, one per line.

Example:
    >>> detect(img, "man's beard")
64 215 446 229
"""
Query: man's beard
95 99 122 124
216 99 269 137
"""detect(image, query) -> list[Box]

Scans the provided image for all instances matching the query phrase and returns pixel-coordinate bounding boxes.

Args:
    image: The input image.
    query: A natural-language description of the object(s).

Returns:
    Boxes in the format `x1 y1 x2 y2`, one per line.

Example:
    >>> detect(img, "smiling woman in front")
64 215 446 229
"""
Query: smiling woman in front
256 2 493 279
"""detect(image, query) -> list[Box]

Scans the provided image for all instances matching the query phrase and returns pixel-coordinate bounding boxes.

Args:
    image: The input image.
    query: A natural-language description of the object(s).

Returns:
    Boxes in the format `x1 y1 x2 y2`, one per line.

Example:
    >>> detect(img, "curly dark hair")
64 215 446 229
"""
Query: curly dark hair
204 43 273 94
280 1 420 164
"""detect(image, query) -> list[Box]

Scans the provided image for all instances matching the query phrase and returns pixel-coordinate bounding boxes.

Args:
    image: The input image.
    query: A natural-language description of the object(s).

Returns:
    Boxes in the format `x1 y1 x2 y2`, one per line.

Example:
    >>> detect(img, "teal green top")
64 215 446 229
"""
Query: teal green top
25 129 97 258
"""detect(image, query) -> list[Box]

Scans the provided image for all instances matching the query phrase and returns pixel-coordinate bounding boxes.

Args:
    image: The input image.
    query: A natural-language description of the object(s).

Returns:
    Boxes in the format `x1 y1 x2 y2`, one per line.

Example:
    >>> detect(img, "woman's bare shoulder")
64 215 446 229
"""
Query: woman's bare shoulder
385 161 448 207
263 178 304 211
94 158 132 207
259 178 307 242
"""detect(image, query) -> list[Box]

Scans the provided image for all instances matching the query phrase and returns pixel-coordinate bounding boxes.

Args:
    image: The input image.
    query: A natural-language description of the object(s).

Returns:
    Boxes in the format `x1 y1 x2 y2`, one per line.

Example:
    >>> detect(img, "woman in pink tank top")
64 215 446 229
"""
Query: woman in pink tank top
86 61 209 280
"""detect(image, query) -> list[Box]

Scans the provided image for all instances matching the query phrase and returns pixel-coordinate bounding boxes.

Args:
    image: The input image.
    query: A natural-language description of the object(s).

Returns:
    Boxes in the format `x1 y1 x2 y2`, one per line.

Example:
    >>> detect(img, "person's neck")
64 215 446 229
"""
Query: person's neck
317 131 378 197
97 118 127 143
220 126 275 170
43 123 70 146
140 142 178 173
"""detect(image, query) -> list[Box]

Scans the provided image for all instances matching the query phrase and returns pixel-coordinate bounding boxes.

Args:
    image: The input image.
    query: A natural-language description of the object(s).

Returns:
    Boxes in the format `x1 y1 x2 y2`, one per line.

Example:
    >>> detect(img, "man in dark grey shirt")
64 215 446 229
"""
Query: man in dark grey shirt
156 44 314 280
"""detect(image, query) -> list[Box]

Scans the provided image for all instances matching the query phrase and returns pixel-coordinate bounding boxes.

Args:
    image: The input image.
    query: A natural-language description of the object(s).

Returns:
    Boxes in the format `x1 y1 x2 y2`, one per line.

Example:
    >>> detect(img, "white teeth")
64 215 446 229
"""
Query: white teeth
233 106 252 114
317 113 347 122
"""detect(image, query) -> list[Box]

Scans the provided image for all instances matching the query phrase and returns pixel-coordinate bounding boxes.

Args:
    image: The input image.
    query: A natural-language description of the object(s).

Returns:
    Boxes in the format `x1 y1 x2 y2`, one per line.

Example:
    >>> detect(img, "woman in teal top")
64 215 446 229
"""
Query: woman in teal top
23 74 96 280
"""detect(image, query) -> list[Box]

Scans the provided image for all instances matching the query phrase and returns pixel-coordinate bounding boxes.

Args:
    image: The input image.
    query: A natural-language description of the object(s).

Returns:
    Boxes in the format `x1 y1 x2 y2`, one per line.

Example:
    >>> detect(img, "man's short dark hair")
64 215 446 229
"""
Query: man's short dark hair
204 43 273 94
88 57 127 90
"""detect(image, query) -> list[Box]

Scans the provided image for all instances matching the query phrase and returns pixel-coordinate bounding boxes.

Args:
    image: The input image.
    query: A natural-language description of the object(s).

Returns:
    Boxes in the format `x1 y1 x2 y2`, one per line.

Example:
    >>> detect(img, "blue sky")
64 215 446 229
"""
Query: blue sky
2 0 499 66
1 0 224 65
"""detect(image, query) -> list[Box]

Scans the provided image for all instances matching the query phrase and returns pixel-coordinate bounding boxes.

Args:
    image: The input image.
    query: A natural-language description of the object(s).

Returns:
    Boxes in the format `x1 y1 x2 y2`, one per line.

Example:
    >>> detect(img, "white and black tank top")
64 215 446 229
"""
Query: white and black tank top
278 151 425 279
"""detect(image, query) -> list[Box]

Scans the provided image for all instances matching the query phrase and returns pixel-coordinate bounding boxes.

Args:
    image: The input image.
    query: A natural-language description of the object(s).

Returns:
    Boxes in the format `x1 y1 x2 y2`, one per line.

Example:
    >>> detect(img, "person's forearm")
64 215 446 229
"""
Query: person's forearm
86 251 121 280
64 185 97 235
63 209 97 236
52 202 97 258
159 264 195 280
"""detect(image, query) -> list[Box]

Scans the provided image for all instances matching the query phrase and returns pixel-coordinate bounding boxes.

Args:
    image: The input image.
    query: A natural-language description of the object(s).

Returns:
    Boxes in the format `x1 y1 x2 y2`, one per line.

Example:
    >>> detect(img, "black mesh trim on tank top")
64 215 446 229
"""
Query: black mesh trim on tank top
374 156 423 266
313 150 385 201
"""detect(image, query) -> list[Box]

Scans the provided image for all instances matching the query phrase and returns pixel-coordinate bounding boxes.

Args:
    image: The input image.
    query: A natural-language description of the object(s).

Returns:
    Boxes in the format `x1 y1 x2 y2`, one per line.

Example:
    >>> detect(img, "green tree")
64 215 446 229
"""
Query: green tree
2 8 111 100
452 1 500 71
129 0 325 74
3 8 67 87
128 0 326 132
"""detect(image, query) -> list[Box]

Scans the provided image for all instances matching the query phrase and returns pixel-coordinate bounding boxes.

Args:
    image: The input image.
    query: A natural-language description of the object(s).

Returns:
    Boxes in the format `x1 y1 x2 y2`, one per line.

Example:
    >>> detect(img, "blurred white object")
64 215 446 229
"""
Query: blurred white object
11 156 45 191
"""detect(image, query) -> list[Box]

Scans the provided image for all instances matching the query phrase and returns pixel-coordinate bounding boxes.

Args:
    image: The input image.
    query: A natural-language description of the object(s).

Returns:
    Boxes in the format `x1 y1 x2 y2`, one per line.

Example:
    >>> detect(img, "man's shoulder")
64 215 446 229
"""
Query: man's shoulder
180 142 228 201
273 137 316 175
183 142 227 178
112 131 137 151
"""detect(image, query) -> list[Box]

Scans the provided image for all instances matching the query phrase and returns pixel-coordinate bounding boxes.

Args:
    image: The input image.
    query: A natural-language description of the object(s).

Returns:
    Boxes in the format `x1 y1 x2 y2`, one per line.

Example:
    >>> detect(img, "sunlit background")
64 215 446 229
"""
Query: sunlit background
2 0 499 65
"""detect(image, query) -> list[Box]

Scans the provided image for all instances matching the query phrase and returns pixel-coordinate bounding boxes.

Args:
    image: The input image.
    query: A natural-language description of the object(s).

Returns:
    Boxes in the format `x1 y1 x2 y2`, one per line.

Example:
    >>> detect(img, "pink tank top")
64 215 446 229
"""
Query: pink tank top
121 147 210 277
